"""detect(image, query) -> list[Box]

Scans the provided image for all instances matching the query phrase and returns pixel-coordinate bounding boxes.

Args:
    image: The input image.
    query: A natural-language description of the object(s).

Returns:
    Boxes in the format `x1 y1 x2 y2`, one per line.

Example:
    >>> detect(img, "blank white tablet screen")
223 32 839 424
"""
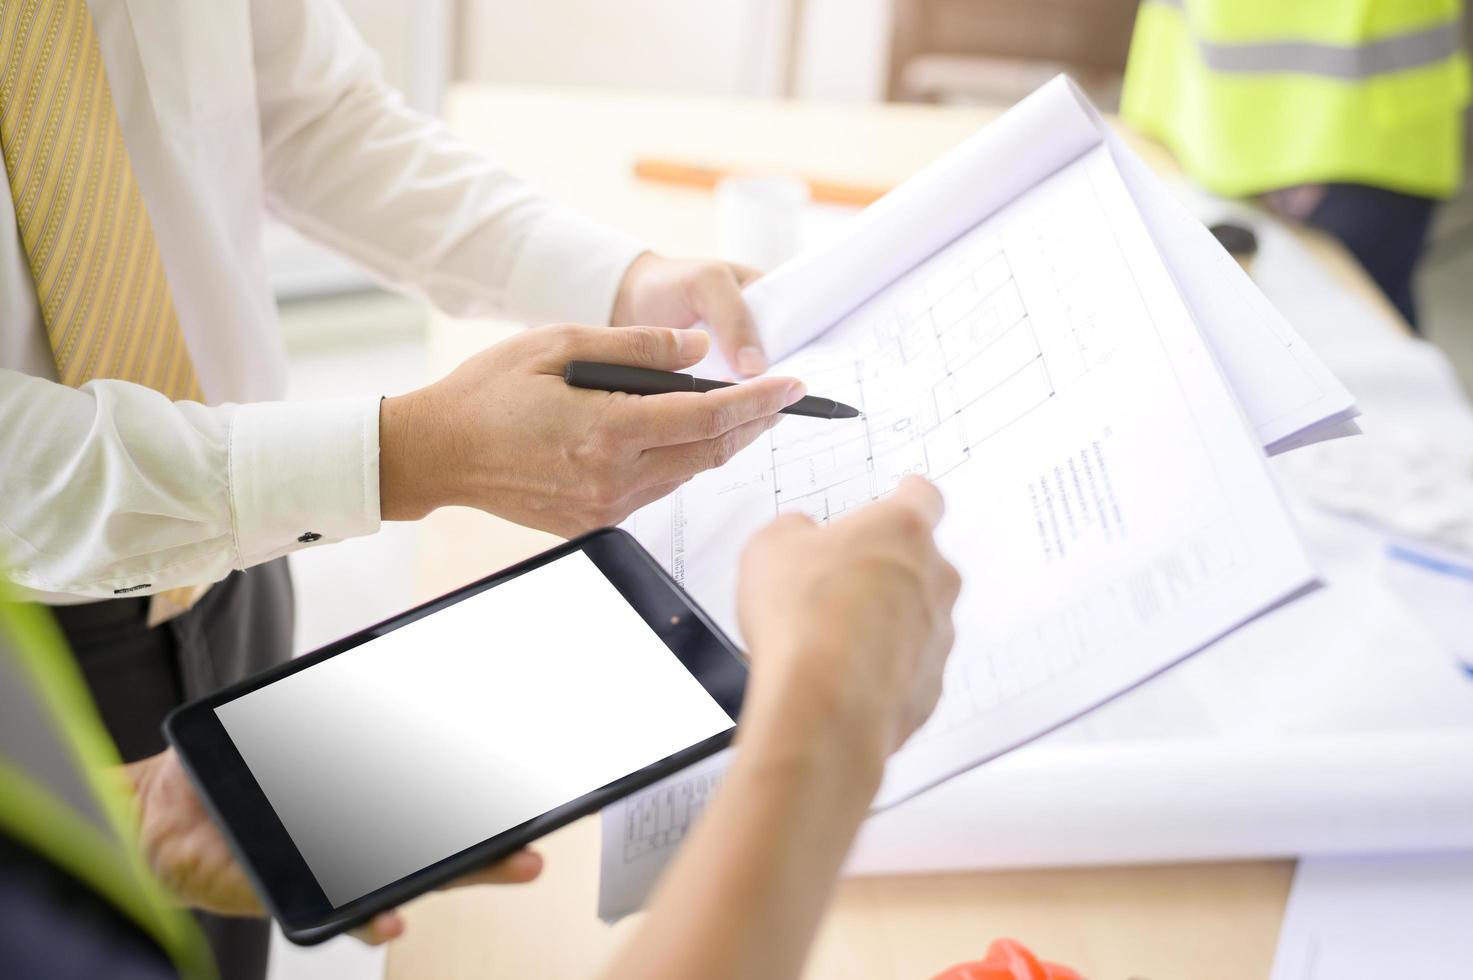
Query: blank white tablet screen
215 550 734 907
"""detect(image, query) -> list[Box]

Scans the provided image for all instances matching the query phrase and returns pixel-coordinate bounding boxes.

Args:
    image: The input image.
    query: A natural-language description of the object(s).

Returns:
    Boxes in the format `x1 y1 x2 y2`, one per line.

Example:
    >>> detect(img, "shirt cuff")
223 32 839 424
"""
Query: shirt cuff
504 205 648 327
229 395 382 568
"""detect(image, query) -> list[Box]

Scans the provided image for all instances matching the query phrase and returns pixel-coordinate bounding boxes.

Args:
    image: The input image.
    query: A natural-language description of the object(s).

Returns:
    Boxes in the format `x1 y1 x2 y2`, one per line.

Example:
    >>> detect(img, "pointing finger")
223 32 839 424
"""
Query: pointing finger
614 376 804 448
890 475 945 529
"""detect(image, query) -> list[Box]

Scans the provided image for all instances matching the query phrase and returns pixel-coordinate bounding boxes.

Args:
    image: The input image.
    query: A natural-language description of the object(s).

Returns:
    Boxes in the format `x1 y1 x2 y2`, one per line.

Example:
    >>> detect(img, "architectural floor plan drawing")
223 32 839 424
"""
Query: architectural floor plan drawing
767 245 1055 524
601 78 1341 921
626 142 1315 812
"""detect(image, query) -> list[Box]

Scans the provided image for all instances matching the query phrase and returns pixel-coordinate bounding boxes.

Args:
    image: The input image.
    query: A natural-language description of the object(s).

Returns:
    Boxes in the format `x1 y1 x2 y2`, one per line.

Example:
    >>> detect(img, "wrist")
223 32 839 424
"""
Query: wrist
736 652 889 804
734 714 885 822
379 391 450 521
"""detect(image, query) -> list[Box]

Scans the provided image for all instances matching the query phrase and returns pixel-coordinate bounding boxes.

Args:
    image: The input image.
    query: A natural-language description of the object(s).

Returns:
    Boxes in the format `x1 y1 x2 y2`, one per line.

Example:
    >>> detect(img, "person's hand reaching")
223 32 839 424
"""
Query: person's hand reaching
737 476 962 767
602 478 961 980
612 252 767 376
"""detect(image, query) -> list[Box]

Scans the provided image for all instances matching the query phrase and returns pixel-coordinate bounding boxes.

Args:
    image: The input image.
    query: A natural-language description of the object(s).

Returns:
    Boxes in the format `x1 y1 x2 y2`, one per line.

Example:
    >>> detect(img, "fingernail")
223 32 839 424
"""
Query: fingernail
737 346 768 376
785 381 807 405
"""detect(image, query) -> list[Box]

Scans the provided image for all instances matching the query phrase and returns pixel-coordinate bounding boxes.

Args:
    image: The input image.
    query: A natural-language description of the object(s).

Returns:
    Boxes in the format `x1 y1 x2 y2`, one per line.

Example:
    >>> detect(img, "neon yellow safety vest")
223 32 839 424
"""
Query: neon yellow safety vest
0 590 216 980
1121 0 1470 199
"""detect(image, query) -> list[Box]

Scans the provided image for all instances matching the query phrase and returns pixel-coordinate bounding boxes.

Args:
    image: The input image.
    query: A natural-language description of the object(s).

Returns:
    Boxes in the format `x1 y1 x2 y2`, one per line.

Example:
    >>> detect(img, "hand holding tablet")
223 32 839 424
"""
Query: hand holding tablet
166 528 746 944
163 477 960 963
125 748 544 945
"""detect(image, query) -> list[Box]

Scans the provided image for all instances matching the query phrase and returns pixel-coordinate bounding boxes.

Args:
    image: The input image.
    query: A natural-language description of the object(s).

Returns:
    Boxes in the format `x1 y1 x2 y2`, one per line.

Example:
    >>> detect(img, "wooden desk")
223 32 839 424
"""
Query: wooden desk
386 85 1395 980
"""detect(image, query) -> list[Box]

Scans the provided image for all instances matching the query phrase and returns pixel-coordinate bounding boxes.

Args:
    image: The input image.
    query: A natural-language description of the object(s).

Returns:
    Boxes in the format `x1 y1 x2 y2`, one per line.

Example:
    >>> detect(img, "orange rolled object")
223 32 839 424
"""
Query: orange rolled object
632 158 891 208
931 938 1086 980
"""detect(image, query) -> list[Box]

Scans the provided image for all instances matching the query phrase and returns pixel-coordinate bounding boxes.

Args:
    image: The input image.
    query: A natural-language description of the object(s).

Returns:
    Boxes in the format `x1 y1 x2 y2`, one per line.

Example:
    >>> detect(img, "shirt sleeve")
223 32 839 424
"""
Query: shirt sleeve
0 369 380 601
249 0 646 329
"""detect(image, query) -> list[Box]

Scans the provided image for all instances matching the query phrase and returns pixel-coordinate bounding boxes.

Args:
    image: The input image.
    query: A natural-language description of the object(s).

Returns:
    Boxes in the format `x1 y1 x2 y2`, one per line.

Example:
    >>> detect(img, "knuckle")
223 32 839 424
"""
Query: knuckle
695 263 729 291
709 430 742 467
627 328 663 365
755 513 803 547
594 503 628 527
894 507 931 541
594 429 624 463
570 428 611 466
747 513 810 558
585 475 621 510
546 323 582 355
700 404 735 441
775 511 816 534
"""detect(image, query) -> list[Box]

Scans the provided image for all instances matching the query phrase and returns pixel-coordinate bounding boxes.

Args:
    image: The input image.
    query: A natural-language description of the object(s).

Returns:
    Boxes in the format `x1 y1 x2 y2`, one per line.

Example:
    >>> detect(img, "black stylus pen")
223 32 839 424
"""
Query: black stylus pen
564 361 861 420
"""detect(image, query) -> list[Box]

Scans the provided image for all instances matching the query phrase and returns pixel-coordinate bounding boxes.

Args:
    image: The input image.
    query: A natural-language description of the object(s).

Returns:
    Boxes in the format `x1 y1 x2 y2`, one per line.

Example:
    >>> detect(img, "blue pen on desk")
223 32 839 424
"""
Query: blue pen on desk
1385 543 1473 679
1387 544 1473 583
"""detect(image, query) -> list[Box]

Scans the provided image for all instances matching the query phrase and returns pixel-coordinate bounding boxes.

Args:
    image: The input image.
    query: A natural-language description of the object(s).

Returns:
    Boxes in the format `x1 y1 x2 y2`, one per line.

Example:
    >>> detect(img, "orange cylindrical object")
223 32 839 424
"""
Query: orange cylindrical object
633 157 890 208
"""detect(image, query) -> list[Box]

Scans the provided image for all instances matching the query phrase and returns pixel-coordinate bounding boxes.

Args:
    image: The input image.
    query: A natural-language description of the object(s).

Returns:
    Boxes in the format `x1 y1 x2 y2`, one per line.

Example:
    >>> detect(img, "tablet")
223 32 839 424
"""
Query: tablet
165 528 745 944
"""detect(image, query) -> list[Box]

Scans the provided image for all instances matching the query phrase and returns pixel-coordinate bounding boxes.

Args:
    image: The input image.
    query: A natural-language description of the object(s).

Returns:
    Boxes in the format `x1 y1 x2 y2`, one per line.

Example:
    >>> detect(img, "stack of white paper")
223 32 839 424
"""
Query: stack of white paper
1270 854 1473 980
601 77 1354 919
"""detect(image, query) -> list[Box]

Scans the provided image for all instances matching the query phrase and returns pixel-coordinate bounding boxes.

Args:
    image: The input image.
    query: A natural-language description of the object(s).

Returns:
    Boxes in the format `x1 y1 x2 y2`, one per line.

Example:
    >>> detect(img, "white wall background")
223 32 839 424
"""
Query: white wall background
457 0 891 101
458 0 793 96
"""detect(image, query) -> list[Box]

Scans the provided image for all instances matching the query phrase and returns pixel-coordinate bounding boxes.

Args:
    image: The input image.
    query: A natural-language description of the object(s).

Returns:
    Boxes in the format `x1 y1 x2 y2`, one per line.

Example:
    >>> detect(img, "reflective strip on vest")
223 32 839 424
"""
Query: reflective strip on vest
1122 0 1469 198
0 596 216 980
1152 0 1463 80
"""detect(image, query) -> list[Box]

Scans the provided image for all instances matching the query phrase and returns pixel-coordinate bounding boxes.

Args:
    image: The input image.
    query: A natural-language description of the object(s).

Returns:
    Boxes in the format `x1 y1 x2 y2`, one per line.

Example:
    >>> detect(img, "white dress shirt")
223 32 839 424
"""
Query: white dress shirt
0 0 644 603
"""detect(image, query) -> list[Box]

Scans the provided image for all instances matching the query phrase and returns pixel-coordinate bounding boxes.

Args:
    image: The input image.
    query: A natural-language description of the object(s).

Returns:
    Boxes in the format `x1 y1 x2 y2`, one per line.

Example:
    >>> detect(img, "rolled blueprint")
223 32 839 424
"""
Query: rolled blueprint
846 732 1473 875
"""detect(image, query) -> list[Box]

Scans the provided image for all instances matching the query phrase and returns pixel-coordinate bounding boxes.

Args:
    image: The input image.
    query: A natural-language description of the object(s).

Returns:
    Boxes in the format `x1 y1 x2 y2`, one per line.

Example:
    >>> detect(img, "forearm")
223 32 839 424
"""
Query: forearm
604 680 884 980
0 369 380 599
251 0 643 328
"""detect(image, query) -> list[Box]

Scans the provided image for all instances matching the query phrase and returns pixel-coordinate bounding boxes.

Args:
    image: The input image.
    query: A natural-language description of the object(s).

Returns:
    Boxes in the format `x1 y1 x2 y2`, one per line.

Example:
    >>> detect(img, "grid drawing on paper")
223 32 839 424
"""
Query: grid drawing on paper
764 241 1061 524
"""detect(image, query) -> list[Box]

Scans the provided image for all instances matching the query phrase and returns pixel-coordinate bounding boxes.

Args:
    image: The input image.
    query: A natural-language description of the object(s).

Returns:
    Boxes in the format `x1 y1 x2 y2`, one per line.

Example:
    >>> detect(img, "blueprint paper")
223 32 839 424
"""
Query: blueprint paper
1269 854 1473 980
598 749 731 922
631 139 1317 808
599 513 1473 920
694 77 1356 455
597 81 1463 919
599 78 1340 919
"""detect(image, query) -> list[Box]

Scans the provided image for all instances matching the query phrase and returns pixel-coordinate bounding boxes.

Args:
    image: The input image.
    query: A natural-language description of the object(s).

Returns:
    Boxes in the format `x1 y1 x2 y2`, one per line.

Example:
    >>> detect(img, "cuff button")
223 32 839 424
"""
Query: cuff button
298 531 322 543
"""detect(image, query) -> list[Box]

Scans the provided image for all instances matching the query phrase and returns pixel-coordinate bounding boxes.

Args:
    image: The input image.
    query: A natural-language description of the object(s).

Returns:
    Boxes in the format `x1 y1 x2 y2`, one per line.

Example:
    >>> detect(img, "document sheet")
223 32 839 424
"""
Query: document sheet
601 509 1473 919
603 78 1326 918
842 524 1473 877
630 141 1317 805
1269 854 1473 980
692 78 1356 454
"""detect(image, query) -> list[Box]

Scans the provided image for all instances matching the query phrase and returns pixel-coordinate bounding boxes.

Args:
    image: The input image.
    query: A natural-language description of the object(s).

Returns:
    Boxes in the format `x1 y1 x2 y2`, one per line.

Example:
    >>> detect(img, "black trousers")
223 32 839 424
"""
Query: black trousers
1306 182 1438 331
52 559 295 980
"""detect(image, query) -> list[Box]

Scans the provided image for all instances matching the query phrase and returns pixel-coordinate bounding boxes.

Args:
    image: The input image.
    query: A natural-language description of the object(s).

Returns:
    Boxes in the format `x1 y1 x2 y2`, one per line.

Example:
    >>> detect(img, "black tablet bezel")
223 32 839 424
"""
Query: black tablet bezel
164 527 746 945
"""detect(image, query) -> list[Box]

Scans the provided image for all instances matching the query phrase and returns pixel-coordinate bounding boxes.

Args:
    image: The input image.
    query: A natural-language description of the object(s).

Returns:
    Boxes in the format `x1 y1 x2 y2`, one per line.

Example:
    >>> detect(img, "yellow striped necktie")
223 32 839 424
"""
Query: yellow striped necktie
3 0 208 620
0 0 203 402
